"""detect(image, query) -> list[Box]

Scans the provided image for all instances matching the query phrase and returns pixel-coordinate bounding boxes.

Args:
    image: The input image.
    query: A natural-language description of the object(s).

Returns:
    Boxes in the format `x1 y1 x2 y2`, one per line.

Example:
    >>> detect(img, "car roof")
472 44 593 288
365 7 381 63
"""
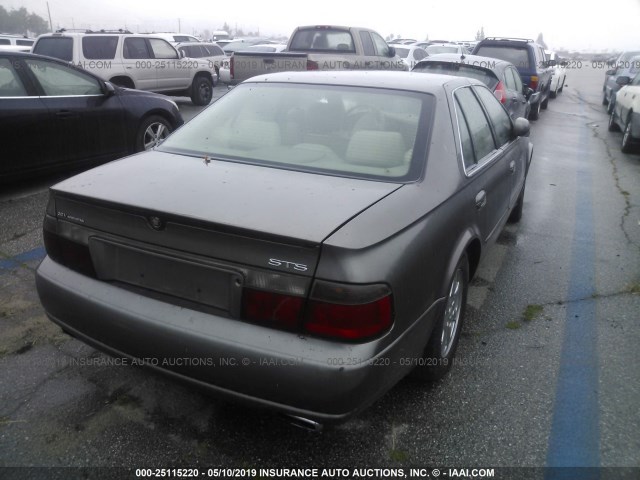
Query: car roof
245 70 482 92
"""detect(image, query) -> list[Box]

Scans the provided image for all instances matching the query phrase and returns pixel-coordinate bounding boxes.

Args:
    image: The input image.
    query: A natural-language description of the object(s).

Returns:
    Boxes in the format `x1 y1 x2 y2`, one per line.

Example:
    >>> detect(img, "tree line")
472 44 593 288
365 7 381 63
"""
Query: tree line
0 6 49 36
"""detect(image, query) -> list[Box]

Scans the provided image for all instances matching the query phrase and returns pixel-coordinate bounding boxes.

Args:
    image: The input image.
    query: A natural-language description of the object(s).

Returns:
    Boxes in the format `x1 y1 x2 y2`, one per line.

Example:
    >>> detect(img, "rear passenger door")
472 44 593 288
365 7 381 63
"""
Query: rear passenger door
121 37 157 90
474 85 526 208
454 85 512 242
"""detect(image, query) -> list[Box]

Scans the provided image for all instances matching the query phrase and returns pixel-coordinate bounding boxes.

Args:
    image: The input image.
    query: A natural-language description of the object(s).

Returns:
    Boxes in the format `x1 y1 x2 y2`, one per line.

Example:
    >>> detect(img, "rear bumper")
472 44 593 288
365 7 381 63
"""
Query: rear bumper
36 256 438 422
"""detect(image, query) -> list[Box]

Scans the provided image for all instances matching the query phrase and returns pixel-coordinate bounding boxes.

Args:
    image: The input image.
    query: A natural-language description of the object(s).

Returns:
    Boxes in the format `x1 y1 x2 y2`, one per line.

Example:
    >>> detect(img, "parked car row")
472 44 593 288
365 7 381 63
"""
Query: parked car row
608 70 640 153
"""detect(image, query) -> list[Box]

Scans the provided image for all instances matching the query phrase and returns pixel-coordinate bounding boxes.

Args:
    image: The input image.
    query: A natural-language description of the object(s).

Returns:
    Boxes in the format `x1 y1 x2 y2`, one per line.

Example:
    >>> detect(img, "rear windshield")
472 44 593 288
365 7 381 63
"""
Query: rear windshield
394 47 409 58
413 61 499 89
33 37 73 62
159 83 433 182
289 29 355 53
475 46 530 69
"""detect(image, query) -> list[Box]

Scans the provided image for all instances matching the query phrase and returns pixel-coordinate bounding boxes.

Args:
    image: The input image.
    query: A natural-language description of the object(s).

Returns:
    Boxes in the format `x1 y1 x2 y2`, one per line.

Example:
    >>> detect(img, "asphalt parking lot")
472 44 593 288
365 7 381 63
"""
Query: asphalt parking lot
0 67 639 477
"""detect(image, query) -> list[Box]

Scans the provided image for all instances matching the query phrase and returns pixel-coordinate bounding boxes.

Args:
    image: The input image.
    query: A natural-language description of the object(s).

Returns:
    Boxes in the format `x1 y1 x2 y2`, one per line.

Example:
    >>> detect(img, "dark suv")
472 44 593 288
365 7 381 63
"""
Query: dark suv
473 37 553 120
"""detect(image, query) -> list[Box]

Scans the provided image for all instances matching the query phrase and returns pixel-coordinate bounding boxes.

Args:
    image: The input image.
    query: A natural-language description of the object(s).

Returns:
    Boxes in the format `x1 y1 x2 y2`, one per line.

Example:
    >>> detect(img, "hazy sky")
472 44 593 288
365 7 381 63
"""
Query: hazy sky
8 0 640 51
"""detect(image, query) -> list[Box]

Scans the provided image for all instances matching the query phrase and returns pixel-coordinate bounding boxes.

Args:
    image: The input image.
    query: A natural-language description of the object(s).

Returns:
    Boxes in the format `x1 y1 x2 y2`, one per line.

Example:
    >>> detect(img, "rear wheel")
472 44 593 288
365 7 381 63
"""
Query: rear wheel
621 115 636 153
608 110 619 132
413 253 469 381
550 83 558 99
541 90 549 109
190 74 213 106
508 183 525 223
529 99 541 120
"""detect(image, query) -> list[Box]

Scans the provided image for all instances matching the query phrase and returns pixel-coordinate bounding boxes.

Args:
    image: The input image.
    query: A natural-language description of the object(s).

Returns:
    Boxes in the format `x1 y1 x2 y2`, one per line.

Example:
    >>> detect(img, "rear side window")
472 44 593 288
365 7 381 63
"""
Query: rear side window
454 87 495 162
0 39 10 45
17 39 34 46
475 46 530 70
33 37 74 62
289 29 355 53
454 97 476 169
82 36 118 59
474 86 512 147
0 58 28 96
506 67 523 91
123 38 151 59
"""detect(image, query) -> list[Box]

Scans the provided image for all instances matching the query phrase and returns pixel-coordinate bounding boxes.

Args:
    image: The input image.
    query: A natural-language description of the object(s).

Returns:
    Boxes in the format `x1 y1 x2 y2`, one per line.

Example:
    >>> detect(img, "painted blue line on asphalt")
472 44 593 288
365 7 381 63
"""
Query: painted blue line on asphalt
545 101 600 477
0 246 46 273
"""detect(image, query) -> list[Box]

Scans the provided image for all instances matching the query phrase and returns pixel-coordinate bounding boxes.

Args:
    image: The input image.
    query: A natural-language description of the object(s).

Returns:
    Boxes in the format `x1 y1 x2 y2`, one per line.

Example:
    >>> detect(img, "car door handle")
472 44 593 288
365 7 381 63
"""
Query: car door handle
55 110 79 119
509 160 516 173
475 191 487 210
263 58 275 64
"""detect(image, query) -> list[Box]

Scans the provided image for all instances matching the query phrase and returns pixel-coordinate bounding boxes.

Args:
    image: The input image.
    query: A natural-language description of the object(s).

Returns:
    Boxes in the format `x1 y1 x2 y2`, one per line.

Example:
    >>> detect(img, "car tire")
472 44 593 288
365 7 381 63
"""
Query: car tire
529 100 541 120
621 115 635 153
550 84 558 99
541 90 549 110
135 115 173 152
607 94 616 114
602 92 609 106
190 75 213 106
413 253 469 381
508 183 525 223
608 110 620 132
558 77 565 93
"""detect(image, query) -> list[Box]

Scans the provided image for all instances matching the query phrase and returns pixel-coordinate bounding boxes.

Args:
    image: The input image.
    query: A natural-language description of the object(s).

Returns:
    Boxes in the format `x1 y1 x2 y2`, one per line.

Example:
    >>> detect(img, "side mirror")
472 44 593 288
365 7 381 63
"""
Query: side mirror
605 69 616 75
514 117 530 137
388 46 396 58
179 49 186 58
104 81 116 96
547 59 557 67
616 76 631 86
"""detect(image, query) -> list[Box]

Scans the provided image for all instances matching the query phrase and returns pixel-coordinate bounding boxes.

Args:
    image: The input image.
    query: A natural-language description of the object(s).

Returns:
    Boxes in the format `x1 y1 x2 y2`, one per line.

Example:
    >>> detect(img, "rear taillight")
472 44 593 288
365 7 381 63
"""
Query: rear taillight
240 281 394 341
304 281 393 341
529 75 539 91
43 230 96 278
306 60 319 71
242 288 304 330
230 56 234 79
494 81 507 104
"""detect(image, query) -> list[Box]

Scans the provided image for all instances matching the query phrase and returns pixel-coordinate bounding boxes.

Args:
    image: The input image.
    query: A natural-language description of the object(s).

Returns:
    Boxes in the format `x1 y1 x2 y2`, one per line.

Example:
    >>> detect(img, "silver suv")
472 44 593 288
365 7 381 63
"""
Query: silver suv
32 30 216 105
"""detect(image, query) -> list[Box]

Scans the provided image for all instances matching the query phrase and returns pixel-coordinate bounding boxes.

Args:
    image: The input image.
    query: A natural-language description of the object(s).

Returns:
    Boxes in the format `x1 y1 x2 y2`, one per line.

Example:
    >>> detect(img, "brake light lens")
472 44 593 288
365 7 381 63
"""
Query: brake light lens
240 281 394 341
306 60 319 71
494 81 507 104
242 288 304 329
43 230 97 278
305 296 392 340
529 75 539 91
304 281 393 341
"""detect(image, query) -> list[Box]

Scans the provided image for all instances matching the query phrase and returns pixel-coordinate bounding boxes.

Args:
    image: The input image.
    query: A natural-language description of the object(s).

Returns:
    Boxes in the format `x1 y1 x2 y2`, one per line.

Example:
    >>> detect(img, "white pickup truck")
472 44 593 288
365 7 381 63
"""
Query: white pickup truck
225 25 407 85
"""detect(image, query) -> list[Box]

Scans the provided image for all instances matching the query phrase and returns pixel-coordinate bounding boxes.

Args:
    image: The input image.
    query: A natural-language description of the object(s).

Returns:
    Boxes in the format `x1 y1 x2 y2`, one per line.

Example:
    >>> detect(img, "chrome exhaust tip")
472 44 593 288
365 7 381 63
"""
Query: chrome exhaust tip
284 414 323 432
